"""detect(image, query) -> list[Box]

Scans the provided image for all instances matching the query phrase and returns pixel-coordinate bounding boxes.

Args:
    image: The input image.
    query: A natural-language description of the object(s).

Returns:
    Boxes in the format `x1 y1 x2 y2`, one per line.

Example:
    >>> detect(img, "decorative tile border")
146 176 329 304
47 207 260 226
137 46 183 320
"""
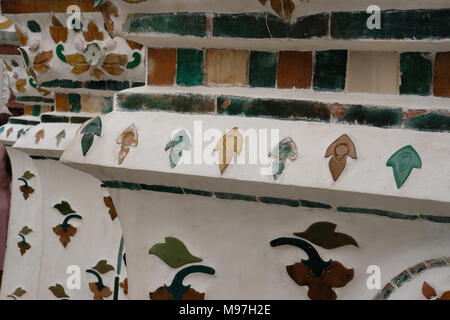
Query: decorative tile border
117 92 450 132
374 257 450 300
124 9 450 40
100 181 450 224
8 118 40 126
40 80 145 92
16 96 54 104
40 114 93 124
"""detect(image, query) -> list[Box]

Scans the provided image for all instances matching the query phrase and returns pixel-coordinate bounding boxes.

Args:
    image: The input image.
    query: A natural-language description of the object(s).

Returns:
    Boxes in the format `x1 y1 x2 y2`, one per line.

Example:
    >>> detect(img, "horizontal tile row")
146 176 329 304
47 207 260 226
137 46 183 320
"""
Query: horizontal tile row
100 180 450 224
40 79 145 91
8 118 40 125
147 48 450 97
22 105 53 117
55 93 113 114
117 92 450 132
15 96 54 104
125 9 450 40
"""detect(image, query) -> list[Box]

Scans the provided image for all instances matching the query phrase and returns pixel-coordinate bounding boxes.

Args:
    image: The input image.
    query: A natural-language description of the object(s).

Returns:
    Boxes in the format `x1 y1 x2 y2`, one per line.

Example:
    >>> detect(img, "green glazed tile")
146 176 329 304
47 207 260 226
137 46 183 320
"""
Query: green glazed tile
291 13 329 38
400 52 432 95
393 271 411 288
84 81 107 90
125 13 207 37
419 215 450 224
214 192 257 202
101 97 113 114
132 82 146 88
117 93 215 114
249 51 277 88
213 13 289 38
16 96 43 102
68 94 81 113
27 20 41 32
41 114 69 123
106 80 130 91
337 207 418 221
31 105 40 116
182 188 213 197
386 145 422 188
405 112 450 132
313 50 347 92
140 184 184 194
177 49 204 87
299 200 332 209
41 79 82 88
258 197 299 207
338 105 402 128
148 237 202 268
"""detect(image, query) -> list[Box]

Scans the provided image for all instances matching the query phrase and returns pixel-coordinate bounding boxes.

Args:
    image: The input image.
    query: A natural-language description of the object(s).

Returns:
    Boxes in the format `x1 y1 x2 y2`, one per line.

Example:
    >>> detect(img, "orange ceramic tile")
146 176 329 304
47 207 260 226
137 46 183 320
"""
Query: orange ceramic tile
434 52 450 98
23 105 33 115
147 48 177 85
205 49 248 86
277 51 312 89
1 0 100 13
55 93 69 112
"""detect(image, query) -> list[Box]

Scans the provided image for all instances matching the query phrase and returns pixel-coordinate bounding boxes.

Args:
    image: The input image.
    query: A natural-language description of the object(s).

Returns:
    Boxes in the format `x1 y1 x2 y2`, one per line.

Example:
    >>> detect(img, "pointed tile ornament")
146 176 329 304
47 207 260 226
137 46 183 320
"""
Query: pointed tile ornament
269 137 298 180
56 130 66 147
116 124 138 165
325 134 357 181
214 127 243 174
164 129 191 169
386 145 422 188
149 237 202 268
80 117 102 156
294 222 358 249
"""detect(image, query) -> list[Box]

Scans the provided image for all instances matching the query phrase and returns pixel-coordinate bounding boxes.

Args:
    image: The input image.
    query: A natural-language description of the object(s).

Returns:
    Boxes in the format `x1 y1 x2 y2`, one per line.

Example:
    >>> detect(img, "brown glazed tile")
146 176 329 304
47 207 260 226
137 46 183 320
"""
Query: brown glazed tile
23 105 33 115
277 51 312 89
205 49 248 86
1 0 100 13
55 93 69 112
147 48 177 85
434 52 450 97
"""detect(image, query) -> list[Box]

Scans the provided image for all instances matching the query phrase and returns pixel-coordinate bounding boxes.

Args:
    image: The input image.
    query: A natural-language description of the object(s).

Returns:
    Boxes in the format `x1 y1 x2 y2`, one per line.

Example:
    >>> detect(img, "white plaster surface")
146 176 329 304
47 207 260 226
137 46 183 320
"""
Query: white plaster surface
0 123 34 146
0 148 128 300
61 111 450 214
110 187 450 300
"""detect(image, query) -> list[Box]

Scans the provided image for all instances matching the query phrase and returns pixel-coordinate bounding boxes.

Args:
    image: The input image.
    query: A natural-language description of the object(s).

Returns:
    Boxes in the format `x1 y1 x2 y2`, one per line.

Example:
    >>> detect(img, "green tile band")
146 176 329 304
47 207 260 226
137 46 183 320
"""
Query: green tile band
177 49 204 87
337 206 418 221
400 52 432 96
8 118 40 125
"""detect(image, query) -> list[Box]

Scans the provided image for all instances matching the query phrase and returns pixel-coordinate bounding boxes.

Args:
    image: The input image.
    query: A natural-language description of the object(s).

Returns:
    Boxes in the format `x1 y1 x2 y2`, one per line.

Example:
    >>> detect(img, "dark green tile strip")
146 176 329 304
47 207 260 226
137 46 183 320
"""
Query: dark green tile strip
299 199 332 209
313 50 347 92
9 118 40 125
99 181 449 224
132 82 146 88
249 51 277 88
291 13 329 39
215 192 257 202
41 79 82 88
217 96 330 122
40 114 69 123
30 156 60 161
70 116 92 124
259 196 299 207
16 96 44 103
419 215 450 223
182 188 213 197
331 9 450 40
140 184 184 194
125 13 207 37
337 207 418 221
405 112 450 132
400 52 432 96
337 105 403 128
177 48 204 87
101 97 113 114
31 105 40 116
117 93 215 114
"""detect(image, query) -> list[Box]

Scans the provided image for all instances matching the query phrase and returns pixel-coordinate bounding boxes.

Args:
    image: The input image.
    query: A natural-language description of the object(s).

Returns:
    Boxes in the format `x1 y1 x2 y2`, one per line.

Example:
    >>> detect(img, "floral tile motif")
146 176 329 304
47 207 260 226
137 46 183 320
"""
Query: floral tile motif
149 237 202 268
17 226 32 255
49 283 70 299
214 127 243 174
7 287 26 300
294 221 358 249
269 137 297 180
164 129 191 169
52 201 82 247
270 237 354 300
18 171 35 200
325 134 357 181
116 124 138 165
386 145 422 188
80 117 102 156
86 259 115 300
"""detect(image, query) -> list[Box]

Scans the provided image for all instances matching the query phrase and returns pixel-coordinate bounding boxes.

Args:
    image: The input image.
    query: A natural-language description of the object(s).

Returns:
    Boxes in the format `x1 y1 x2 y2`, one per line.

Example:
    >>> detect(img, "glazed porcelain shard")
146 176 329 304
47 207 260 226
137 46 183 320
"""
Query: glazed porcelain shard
164 129 191 169
268 137 298 180
294 221 359 249
150 265 215 300
56 129 66 147
386 145 422 188
116 124 138 165
149 237 202 268
214 127 243 174
80 117 102 156
258 0 295 21
325 134 357 181
34 128 45 144
270 237 354 300
49 284 70 299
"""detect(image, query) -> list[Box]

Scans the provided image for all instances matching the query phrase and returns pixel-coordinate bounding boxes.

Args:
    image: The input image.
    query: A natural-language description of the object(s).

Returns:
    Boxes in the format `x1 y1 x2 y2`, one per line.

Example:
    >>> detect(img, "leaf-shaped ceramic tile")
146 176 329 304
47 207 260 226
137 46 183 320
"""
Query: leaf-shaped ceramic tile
422 281 437 299
19 226 33 235
116 124 138 165
259 0 295 21
33 51 53 74
386 145 422 188
165 129 191 169
169 150 182 169
92 259 115 274
54 201 76 215
214 127 243 174
103 196 118 221
35 129 45 144
294 222 359 249
81 117 102 136
149 237 202 268
81 133 94 156
22 171 35 180
12 287 26 297
56 129 66 147
0 126 4 135
272 159 285 181
49 284 69 298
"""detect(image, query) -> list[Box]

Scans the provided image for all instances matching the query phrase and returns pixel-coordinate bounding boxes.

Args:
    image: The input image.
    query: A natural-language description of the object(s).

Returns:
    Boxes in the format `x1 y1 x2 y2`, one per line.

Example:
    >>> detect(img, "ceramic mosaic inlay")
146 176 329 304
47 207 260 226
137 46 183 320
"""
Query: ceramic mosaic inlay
386 145 422 188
